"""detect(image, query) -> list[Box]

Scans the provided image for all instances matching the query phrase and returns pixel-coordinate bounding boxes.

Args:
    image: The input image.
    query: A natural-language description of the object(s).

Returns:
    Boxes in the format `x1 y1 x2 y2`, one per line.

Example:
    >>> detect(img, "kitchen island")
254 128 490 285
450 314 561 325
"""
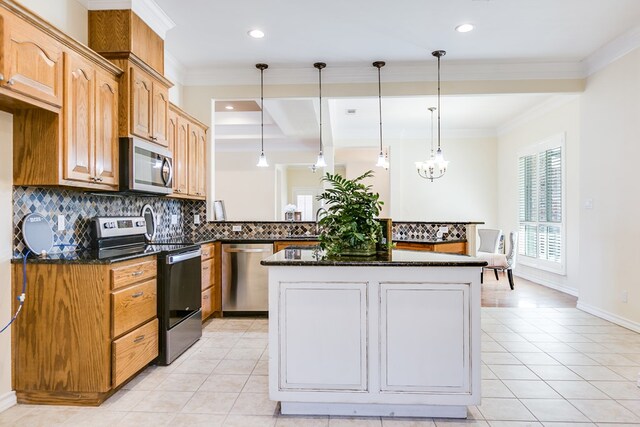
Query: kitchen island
261 249 486 418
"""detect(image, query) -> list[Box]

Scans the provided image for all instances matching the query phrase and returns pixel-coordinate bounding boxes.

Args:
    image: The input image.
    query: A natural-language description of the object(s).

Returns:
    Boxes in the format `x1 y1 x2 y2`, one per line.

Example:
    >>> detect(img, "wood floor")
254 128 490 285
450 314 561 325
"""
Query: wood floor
481 270 577 308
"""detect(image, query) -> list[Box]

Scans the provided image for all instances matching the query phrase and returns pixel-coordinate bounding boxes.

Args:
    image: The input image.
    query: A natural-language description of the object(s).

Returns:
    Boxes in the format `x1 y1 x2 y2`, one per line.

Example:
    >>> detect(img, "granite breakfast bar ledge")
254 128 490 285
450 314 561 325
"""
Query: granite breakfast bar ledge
262 248 486 419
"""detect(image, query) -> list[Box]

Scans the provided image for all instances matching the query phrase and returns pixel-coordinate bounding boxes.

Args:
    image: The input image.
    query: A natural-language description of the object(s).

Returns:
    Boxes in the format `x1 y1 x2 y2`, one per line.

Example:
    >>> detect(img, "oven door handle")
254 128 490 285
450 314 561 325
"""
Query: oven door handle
166 249 202 264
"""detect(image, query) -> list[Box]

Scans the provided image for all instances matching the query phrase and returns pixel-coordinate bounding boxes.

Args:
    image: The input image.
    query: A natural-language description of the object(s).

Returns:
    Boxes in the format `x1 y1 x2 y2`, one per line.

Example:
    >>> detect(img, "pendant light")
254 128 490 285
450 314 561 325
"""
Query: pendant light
314 62 327 168
256 63 269 167
416 50 449 181
373 61 386 167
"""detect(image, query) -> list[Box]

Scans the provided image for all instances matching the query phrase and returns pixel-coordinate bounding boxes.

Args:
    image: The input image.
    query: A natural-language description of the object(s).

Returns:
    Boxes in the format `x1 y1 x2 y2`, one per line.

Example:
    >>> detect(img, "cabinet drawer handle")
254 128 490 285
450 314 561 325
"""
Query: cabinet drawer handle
96 177 103 182
202 266 209 271
133 335 145 343
203 295 209 300
131 291 144 298
131 271 144 277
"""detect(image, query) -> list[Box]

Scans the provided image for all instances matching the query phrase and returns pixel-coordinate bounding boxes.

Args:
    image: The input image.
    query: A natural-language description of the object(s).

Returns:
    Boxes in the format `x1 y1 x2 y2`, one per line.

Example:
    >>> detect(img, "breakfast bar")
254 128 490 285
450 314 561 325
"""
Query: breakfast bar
261 249 487 418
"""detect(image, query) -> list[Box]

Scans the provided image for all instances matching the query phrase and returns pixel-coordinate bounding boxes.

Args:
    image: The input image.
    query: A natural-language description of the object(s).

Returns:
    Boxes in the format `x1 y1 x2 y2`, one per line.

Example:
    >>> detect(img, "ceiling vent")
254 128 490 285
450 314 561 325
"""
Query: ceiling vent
345 109 357 115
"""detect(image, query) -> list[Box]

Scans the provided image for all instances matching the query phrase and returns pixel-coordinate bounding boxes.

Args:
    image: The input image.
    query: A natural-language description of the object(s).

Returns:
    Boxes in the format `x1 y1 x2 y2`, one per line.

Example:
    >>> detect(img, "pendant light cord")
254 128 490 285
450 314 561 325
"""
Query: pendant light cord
377 66 383 153
437 53 441 150
260 67 264 153
318 66 323 154
314 63 326 157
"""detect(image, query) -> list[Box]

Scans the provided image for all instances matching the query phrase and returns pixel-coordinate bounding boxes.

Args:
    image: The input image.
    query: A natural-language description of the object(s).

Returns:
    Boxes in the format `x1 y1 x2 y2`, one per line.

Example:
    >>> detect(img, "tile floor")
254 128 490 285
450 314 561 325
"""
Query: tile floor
2 285 640 426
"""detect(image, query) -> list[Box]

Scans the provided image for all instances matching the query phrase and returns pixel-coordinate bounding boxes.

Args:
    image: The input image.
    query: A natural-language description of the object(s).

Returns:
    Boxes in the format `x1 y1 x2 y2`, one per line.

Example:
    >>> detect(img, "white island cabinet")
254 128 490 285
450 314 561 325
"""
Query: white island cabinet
261 249 486 419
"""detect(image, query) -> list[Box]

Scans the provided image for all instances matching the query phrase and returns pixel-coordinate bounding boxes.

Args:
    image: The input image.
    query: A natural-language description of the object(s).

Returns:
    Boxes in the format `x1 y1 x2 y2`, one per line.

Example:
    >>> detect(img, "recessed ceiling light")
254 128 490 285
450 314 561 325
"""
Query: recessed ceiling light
248 29 265 39
225 105 234 110
455 23 474 33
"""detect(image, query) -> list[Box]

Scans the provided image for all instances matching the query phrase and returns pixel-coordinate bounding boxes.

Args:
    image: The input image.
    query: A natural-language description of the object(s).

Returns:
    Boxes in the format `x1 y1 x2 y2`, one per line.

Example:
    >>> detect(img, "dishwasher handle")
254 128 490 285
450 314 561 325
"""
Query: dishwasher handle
166 249 202 264
224 248 269 253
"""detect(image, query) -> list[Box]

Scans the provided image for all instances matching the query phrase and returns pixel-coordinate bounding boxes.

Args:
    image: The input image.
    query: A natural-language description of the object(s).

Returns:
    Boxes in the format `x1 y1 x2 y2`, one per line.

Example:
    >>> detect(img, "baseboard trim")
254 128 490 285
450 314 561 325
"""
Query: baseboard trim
576 301 640 334
0 391 16 413
514 271 579 297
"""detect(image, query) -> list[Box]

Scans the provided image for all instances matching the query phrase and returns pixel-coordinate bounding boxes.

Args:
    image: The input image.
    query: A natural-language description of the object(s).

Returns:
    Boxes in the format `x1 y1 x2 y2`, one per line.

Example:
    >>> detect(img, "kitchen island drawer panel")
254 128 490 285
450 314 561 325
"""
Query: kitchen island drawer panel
201 258 214 291
112 318 158 387
110 257 156 290
111 279 157 338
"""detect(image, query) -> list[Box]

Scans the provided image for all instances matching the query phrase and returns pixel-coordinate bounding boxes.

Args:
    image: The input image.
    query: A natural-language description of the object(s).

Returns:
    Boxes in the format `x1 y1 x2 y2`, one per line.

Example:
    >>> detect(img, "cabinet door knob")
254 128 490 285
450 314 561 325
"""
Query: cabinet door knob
6 79 14 86
96 177 104 182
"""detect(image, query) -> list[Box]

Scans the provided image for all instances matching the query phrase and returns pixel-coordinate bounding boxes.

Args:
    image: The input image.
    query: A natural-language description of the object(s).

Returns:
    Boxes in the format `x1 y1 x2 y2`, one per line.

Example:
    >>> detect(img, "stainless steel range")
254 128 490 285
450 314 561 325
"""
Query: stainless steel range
90 216 202 365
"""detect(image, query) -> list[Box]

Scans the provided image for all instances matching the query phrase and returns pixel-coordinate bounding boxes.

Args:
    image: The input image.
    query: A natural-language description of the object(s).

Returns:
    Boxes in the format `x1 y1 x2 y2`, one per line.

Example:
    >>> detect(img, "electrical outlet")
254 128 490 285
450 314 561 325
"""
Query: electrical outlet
439 226 449 234
194 214 200 225
57 214 65 231
622 290 628 303
232 225 242 232
171 214 178 225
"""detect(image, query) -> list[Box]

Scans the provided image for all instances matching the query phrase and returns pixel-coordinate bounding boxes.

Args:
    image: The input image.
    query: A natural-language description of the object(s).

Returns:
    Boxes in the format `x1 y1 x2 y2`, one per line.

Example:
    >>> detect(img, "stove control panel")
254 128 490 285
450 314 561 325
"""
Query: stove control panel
91 216 147 240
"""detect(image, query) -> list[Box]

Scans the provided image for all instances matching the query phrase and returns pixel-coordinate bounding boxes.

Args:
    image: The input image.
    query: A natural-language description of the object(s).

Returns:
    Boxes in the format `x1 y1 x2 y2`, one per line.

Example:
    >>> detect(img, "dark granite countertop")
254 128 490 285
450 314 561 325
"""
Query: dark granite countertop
261 248 487 267
12 247 162 265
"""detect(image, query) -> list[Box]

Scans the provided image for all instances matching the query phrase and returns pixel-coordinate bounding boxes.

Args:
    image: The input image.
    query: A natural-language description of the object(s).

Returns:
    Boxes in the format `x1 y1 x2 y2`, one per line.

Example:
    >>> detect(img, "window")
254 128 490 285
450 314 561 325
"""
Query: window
518 134 565 274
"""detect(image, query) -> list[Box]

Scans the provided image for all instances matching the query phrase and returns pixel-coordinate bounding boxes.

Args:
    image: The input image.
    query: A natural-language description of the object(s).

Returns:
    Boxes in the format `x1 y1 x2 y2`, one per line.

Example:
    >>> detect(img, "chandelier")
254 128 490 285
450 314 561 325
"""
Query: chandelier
416 50 449 181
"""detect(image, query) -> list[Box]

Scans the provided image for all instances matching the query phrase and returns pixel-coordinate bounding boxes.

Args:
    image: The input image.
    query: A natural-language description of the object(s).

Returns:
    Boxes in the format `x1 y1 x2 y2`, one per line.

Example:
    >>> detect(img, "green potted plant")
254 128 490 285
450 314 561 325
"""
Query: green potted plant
316 170 383 257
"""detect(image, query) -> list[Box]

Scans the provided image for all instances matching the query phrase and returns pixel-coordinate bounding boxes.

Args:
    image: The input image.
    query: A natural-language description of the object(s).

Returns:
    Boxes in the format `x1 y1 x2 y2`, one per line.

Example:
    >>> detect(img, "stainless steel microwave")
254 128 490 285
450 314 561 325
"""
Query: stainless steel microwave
119 137 173 195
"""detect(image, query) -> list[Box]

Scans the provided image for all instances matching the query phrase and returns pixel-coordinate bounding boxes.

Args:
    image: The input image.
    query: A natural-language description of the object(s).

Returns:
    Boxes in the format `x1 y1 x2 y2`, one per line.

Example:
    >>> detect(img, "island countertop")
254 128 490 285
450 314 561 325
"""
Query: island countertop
261 248 487 267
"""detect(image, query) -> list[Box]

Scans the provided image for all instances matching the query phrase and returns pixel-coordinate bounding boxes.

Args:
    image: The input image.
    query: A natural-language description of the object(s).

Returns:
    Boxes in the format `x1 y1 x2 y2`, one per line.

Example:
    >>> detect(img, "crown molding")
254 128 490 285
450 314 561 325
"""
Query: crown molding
497 94 579 136
87 0 175 39
180 59 586 87
584 24 640 76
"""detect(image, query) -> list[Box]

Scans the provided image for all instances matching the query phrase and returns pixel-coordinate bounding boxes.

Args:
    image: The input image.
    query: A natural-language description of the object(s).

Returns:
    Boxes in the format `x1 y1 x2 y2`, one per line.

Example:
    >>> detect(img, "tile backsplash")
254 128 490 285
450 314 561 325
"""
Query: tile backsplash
12 186 470 256
12 186 205 255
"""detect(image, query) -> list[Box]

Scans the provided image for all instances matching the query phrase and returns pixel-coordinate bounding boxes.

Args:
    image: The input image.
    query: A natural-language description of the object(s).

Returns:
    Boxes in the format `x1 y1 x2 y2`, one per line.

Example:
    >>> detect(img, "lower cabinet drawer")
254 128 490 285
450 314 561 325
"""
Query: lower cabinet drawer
111 279 157 338
111 258 157 290
202 286 214 320
112 318 158 387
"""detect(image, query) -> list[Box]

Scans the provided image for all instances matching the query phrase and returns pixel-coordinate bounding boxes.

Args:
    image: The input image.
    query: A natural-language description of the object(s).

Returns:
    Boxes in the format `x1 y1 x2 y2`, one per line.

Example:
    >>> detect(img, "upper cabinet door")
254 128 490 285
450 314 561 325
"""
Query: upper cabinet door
175 116 189 195
152 83 169 146
130 66 152 140
197 129 207 197
187 126 198 196
4 18 63 107
168 108 178 192
63 53 95 183
95 69 119 188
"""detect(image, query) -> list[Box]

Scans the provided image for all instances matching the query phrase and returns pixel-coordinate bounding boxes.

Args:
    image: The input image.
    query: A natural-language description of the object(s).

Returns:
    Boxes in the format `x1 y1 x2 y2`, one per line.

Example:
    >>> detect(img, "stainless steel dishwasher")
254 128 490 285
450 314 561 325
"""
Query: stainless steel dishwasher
221 243 273 313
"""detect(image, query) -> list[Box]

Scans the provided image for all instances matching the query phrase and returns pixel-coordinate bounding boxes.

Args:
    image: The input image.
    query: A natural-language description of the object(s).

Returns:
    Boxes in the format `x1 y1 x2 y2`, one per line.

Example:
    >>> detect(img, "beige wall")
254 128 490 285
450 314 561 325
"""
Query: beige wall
577 48 640 328
388 136 498 225
496 98 581 295
18 0 88 44
0 112 12 404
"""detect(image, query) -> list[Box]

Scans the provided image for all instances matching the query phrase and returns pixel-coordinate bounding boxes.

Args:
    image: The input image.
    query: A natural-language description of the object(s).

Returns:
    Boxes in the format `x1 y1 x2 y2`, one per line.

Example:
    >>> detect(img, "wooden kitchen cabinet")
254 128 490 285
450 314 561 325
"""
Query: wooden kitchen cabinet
3 1 123 191
168 102 208 200
106 57 172 147
12 256 158 405
273 240 320 252
129 64 169 146
63 52 119 189
395 241 467 254
1 12 63 109
201 242 221 320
